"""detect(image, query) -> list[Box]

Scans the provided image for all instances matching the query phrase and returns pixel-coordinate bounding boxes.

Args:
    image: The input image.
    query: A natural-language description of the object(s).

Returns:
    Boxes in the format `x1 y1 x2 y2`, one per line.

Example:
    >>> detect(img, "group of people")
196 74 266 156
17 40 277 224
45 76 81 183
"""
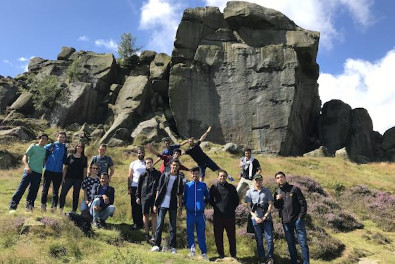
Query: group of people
8 129 310 264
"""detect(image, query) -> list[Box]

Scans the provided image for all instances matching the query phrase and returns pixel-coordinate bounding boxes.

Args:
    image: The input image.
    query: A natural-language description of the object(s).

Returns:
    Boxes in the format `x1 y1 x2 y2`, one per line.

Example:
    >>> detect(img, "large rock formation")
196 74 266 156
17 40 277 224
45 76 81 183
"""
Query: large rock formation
169 1 321 155
0 77 19 114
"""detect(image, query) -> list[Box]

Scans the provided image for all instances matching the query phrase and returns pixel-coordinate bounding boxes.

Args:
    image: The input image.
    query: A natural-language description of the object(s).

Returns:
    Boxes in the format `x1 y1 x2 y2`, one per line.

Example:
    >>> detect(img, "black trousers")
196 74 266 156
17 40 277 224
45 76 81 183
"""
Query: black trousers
214 216 237 257
41 170 63 208
130 186 143 227
59 178 83 211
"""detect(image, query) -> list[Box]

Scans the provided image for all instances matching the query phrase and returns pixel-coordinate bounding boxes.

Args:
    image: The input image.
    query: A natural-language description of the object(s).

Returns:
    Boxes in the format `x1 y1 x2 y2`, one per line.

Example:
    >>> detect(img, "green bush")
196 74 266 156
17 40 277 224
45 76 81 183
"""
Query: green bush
66 59 81 82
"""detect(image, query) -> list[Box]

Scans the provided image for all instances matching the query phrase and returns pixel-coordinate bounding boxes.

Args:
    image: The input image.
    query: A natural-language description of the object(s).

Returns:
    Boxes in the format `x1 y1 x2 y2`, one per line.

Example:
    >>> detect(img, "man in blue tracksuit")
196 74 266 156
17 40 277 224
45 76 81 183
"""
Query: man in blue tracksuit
183 167 209 260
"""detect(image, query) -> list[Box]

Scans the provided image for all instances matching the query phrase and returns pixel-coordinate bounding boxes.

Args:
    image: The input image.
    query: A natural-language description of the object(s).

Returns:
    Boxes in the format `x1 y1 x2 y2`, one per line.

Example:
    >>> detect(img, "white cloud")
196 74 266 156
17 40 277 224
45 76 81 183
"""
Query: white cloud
318 48 395 134
18 57 29 62
2 59 12 65
94 39 118 51
78 35 89 41
139 0 184 54
204 0 375 50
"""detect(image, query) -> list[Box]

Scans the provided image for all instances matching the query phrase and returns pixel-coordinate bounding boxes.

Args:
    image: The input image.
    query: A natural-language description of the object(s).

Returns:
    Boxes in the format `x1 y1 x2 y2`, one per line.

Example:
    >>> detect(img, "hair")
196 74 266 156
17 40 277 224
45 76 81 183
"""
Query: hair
57 131 67 137
74 142 85 156
191 166 200 172
100 172 109 178
274 171 286 178
218 169 228 176
145 157 153 163
38 133 49 140
188 137 195 141
99 144 107 149
162 137 171 143
244 148 252 153
171 159 180 165
90 163 100 169
137 146 145 152
173 149 181 155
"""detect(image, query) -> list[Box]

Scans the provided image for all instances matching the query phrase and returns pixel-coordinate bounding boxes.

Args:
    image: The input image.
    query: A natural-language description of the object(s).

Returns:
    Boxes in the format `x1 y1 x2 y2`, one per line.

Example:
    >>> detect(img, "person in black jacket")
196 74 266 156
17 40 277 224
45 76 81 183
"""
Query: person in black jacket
90 173 115 229
209 169 239 259
136 157 161 242
151 160 184 254
273 171 309 264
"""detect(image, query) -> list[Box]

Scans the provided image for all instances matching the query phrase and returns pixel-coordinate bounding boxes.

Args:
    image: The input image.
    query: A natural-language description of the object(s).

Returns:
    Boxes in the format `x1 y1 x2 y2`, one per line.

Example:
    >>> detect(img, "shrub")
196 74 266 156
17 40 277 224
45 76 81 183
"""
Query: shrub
324 212 363 232
49 243 67 258
309 226 345 260
66 59 81 82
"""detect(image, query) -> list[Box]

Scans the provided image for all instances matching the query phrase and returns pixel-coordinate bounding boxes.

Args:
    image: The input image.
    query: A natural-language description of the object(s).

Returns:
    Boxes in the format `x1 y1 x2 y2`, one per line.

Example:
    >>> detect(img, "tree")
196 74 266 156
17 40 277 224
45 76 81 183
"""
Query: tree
117 33 140 67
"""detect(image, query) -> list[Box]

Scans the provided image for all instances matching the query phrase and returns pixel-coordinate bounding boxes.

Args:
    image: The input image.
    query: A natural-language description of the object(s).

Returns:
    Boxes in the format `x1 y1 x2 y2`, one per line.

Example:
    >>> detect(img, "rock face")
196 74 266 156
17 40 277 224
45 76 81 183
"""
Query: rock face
0 77 19 114
169 2 321 155
381 127 395 161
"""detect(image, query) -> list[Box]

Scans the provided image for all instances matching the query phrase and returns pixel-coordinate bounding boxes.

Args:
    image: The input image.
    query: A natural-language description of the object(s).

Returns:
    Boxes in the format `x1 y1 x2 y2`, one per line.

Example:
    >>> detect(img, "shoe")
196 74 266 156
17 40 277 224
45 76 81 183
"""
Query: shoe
218 255 225 259
151 246 160 252
227 175 235 181
202 253 209 261
9 209 16 214
170 247 177 254
100 220 107 228
26 205 33 212
188 251 195 258
266 257 274 264
50 207 56 213
41 204 46 212
145 233 151 242
93 221 101 229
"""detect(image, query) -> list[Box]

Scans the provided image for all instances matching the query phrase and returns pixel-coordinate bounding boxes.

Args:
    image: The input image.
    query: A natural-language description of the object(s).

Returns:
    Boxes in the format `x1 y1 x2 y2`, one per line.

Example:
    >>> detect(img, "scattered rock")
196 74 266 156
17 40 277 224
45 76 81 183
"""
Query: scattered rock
335 147 349 160
304 146 332 157
0 126 35 141
222 142 243 155
0 150 21 169
57 46 76 60
9 92 34 114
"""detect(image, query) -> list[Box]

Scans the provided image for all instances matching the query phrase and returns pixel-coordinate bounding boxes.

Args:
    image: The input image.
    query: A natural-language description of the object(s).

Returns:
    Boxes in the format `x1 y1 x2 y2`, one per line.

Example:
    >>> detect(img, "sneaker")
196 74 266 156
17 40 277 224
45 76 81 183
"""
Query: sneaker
93 221 101 229
170 248 177 254
227 175 235 181
202 253 209 261
188 251 195 258
266 257 274 264
9 209 16 214
100 220 107 228
50 207 56 213
151 245 160 252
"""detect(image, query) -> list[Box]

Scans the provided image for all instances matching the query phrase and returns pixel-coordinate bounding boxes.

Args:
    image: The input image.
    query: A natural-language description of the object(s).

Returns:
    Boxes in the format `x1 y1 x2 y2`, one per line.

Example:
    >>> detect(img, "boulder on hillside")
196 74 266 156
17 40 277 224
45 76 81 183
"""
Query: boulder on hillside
335 147 350 160
318 100 351 155
0 126 35 141
107 128 131 147
9 92 34 114
0 150 21 169
169 2 321 155
381 126 395 152
140 50 157 64
303 146 332 157
222 142 243 155
150 53 171 80
57 46 76 60
131 115 177 145
0 77 19 114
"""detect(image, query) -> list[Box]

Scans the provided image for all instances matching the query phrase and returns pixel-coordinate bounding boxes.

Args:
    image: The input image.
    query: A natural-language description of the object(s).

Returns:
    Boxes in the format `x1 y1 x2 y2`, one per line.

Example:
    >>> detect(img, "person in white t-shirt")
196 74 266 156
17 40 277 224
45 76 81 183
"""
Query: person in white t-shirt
128 147 146 229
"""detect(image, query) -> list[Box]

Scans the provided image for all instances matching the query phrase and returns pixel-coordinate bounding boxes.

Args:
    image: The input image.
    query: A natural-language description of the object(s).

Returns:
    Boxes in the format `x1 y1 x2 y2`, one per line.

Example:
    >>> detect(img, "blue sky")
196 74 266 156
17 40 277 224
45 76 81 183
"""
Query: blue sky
1 0 394 133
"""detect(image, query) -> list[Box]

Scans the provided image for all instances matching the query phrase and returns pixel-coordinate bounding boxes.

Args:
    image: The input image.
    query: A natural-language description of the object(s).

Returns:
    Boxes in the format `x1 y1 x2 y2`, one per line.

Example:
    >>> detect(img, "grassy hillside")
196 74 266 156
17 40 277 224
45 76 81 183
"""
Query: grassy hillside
0 141 394 264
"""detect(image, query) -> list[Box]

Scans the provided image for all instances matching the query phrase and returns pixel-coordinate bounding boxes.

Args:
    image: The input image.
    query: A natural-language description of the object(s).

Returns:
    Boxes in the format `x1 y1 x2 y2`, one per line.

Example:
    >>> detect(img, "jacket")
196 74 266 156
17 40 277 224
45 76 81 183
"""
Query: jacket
154 172 184 209
273 182 307 224
136 168 161 201
44 142 67 173
183 180 209 214
209 181 239 218
90 183 115 209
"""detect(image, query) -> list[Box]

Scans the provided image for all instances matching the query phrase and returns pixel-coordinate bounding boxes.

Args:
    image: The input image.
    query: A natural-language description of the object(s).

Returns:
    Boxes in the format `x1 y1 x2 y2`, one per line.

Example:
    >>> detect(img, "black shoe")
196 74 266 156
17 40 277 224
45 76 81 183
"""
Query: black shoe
100 220 107 228
93 221 101 229
218 255 225 259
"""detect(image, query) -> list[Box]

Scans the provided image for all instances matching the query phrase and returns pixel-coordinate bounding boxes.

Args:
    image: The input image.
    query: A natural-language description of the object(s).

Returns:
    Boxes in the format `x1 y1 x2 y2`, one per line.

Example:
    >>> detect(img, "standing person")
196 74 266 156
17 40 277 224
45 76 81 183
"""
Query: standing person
184 126 220 181
80 164 100 215
237 148 261 196
183 167 210 260
136 157 161 242
274 172 309 264
209 169 239 259
89 144 114 181
90 173 115 229
128 147 145 229
9 134 48 212
151 160 184 254
59 142 87 213
41 131 68 212
245 174 274 264
147 145 189 174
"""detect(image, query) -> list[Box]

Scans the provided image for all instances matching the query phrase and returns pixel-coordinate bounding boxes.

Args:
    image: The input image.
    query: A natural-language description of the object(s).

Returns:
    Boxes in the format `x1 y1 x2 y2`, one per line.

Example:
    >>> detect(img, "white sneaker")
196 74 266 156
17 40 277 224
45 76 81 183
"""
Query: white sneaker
9 209 16 214
171 247 177 254
151 246 160 252
188 251 195 257
202 253 209 261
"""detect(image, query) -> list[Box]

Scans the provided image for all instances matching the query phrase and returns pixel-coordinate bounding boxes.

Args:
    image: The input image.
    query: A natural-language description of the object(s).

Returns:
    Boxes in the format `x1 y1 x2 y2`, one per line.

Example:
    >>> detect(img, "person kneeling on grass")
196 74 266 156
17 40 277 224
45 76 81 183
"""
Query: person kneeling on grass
90 173 115 229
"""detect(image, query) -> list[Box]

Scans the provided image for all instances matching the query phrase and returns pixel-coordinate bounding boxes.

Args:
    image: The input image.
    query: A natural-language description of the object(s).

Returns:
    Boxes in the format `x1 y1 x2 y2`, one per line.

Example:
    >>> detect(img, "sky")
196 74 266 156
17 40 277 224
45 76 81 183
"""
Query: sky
0 0 394 134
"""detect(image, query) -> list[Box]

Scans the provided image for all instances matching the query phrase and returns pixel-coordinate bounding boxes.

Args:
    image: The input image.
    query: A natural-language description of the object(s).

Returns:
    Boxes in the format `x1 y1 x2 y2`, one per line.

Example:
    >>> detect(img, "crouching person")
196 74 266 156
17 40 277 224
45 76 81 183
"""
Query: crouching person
90 173 115 229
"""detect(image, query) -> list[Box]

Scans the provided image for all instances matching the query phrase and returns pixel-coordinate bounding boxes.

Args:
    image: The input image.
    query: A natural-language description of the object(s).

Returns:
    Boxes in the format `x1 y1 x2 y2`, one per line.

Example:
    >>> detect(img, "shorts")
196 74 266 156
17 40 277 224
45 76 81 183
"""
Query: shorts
141 198 155 215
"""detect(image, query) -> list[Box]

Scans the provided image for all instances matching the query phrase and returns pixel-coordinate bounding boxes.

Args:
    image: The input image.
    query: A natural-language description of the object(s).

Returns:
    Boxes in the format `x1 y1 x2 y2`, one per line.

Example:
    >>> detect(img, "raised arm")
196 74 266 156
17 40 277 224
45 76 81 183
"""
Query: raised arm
199 126 212 142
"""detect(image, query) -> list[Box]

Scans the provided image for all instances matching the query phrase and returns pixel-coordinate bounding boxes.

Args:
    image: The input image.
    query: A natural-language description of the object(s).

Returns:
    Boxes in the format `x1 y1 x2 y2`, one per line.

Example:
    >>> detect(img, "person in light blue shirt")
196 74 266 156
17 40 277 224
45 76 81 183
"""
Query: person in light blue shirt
183 167 209 260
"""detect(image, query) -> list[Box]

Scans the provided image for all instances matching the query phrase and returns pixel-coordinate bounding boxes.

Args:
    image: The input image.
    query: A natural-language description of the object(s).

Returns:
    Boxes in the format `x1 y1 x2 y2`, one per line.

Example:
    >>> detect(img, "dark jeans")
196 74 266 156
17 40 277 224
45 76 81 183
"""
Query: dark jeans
130 186 143 227
213 216 237 257
252 218 274 259
154 207 177 248
10 170 42 209
59 178 83 211
41 170 63 208
283 218 310 264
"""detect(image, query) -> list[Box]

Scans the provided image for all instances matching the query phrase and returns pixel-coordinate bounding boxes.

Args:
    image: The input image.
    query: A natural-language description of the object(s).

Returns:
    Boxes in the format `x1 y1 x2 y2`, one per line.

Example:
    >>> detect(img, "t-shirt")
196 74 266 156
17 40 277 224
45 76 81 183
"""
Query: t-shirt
81 176 100 202
161 144 181 156
25 144 46 174
129 159 146 187
90 155 114 175
245 187 273 219
161 175 176 208
185 141 209 164
64 154 87 180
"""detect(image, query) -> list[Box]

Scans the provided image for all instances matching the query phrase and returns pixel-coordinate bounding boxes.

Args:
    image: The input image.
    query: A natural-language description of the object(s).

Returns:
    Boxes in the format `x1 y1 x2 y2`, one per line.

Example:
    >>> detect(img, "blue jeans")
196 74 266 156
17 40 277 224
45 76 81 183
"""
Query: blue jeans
187 212 207 254
154 207 177 248
10 170 42 209
89 198 115 222
283 218 310 264
80 199 89 212
252 218 274 259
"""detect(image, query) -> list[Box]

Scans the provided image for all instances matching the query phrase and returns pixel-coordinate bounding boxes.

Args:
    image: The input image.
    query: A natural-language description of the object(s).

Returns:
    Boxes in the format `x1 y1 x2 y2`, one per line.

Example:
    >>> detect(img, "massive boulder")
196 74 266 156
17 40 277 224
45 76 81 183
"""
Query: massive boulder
381 127 395 161
0 77 19 114
169 2 321 155
318 100 352 155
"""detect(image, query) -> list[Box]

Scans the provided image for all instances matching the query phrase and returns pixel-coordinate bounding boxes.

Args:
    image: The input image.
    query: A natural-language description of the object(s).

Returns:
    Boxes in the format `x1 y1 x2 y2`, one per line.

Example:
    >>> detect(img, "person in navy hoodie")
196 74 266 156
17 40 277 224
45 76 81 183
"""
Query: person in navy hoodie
41 131 67 212
183 167 210 260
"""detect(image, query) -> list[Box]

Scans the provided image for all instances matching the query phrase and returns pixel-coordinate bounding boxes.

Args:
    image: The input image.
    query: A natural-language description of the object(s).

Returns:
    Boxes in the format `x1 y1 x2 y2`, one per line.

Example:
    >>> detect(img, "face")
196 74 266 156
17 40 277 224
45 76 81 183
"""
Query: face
173 151 180 159
170 162 180 174
188 138 194 146
218 172 227 184
100 174 109 185
57 133 66 143
39 136 48 146
254 178 262 188
275 174 286 186
98 146 106 156
145 159 153 169
191 170 200 182
244 151 251 159
137 150 145 160
91 166 99 176
76 144 84 153
164 141 170 148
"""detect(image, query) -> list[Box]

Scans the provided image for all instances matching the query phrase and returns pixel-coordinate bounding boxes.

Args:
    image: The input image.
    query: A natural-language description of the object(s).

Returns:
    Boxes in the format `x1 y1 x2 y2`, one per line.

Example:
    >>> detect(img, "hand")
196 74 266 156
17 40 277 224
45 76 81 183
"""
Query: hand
85 200 89 205
103 195 110 204
93 206 101 211
25 166 32 174
153 206 157 214
136 198 140 205
206 126 211 133
255 217 263 224
276 194 283 200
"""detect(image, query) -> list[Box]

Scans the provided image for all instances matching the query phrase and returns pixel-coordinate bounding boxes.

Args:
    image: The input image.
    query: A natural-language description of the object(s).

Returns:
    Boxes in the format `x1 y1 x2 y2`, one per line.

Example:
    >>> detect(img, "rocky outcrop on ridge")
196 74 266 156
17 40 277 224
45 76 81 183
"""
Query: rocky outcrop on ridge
169 1 321 155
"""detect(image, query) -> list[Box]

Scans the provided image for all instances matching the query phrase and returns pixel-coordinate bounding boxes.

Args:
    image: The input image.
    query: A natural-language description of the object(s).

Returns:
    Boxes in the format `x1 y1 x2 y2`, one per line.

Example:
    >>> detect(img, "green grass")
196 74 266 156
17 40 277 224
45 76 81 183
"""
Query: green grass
0 140 394 263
